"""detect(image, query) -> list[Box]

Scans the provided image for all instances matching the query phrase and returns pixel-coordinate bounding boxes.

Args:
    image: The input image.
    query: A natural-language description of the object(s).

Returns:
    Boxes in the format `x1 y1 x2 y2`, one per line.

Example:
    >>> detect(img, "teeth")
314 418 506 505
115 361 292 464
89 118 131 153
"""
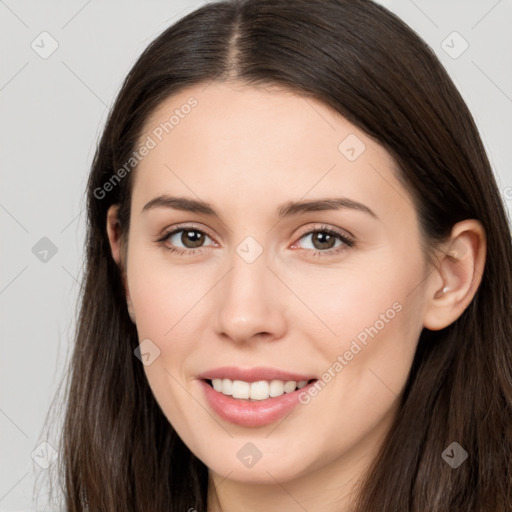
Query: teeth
283 381 296 393
269 379 284 397
210 378 310 400
221 378 233 395
250 380 269 400
232 380 250 399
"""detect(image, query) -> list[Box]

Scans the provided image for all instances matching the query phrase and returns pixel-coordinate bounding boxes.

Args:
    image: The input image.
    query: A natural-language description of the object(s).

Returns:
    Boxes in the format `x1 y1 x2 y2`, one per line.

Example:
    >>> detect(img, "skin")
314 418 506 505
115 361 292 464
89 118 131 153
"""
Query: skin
106 80 486 512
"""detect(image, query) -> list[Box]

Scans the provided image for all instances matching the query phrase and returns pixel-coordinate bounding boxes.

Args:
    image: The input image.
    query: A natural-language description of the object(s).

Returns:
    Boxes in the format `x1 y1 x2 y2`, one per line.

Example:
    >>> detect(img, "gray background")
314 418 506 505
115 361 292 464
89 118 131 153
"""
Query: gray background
1 0 511 510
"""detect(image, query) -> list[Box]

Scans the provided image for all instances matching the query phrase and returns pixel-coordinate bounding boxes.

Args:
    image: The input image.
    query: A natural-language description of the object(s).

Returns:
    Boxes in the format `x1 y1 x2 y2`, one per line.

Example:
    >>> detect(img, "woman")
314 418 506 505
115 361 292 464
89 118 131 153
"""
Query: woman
54 0 512 510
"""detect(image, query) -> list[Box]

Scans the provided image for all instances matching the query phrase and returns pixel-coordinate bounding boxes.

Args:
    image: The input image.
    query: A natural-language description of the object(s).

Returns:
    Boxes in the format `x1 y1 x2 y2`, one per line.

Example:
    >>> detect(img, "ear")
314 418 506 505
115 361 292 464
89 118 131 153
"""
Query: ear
422 219 486 331
106 205 123 265
106 205 136 323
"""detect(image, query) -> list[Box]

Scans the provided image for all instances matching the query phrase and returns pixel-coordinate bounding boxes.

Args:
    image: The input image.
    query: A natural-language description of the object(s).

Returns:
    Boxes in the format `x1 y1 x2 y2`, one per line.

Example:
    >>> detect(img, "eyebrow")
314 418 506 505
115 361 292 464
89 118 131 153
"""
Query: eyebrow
141 195 377 219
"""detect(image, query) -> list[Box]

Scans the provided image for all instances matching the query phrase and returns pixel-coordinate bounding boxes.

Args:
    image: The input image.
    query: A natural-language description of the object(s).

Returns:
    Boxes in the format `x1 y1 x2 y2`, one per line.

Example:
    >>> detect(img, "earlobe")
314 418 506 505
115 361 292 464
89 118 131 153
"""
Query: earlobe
126 295 136 323
422 220 486 331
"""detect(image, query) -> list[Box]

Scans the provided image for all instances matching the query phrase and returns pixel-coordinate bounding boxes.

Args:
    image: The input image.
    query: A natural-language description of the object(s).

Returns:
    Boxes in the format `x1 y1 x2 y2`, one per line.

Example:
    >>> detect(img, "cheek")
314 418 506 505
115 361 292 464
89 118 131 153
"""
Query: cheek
276 250 417 345
286 247 425 402
127 243 211 338
300 260 424 433
126 245 209 407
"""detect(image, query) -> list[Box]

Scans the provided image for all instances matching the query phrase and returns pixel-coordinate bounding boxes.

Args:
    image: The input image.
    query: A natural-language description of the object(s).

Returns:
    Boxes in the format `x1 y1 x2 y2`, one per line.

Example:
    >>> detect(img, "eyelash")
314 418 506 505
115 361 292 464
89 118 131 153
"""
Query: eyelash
156 224 355 258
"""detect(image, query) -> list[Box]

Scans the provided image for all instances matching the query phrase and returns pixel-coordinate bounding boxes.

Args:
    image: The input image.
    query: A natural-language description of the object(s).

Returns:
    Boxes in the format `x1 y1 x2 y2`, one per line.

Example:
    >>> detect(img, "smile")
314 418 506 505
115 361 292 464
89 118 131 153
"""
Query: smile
198 378 319 427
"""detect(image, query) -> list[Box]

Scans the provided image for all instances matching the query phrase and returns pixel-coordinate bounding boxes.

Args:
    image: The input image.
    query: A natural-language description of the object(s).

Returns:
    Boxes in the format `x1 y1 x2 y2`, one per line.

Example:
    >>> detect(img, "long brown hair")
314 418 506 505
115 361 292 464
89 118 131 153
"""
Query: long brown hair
47 0 512 510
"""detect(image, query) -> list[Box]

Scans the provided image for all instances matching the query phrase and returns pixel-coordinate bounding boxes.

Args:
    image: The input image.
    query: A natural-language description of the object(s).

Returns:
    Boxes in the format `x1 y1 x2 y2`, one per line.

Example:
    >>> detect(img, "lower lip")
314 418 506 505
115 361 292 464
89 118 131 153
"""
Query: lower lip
198 379 317 427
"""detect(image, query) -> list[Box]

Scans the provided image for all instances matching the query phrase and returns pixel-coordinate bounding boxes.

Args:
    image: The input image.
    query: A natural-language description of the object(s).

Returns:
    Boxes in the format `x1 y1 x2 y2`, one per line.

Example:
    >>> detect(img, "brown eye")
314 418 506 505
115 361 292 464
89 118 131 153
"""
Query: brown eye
309 231 338 250
161 228 215 252
297 230 345 251
292 225 355 257
179 229 206 248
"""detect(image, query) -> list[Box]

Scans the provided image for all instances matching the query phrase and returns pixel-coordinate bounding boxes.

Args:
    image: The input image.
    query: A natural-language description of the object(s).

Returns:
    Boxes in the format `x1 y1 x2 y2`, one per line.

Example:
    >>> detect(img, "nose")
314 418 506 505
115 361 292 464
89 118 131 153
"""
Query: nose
214 245 288 344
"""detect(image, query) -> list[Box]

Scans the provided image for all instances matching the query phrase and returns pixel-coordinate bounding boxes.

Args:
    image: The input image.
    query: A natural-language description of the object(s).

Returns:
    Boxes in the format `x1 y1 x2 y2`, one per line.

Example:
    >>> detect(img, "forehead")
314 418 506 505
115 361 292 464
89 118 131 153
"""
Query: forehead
131 81 411 222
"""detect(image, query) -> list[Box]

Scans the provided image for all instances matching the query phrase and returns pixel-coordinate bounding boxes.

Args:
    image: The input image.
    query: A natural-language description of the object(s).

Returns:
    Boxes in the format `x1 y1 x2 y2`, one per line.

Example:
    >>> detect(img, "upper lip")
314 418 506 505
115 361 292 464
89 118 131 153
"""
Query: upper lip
197 366 317 383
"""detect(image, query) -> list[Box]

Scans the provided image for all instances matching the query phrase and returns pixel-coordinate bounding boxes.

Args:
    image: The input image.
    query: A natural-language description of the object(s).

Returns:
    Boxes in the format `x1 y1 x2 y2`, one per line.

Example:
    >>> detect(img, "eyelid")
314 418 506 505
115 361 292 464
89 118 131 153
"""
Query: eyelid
159 222 218 242
294 223 355 241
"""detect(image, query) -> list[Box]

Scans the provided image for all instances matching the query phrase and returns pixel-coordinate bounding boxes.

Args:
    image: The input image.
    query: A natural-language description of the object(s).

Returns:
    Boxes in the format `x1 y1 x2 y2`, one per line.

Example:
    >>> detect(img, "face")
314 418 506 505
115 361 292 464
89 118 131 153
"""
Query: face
108 81 433 485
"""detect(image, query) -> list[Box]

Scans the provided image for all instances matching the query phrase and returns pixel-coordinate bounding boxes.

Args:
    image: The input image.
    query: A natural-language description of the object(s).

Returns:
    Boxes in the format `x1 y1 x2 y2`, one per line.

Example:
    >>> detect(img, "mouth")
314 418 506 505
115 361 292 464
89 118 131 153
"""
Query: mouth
198 377 319 427
203 378 318 401
196 366 319 425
